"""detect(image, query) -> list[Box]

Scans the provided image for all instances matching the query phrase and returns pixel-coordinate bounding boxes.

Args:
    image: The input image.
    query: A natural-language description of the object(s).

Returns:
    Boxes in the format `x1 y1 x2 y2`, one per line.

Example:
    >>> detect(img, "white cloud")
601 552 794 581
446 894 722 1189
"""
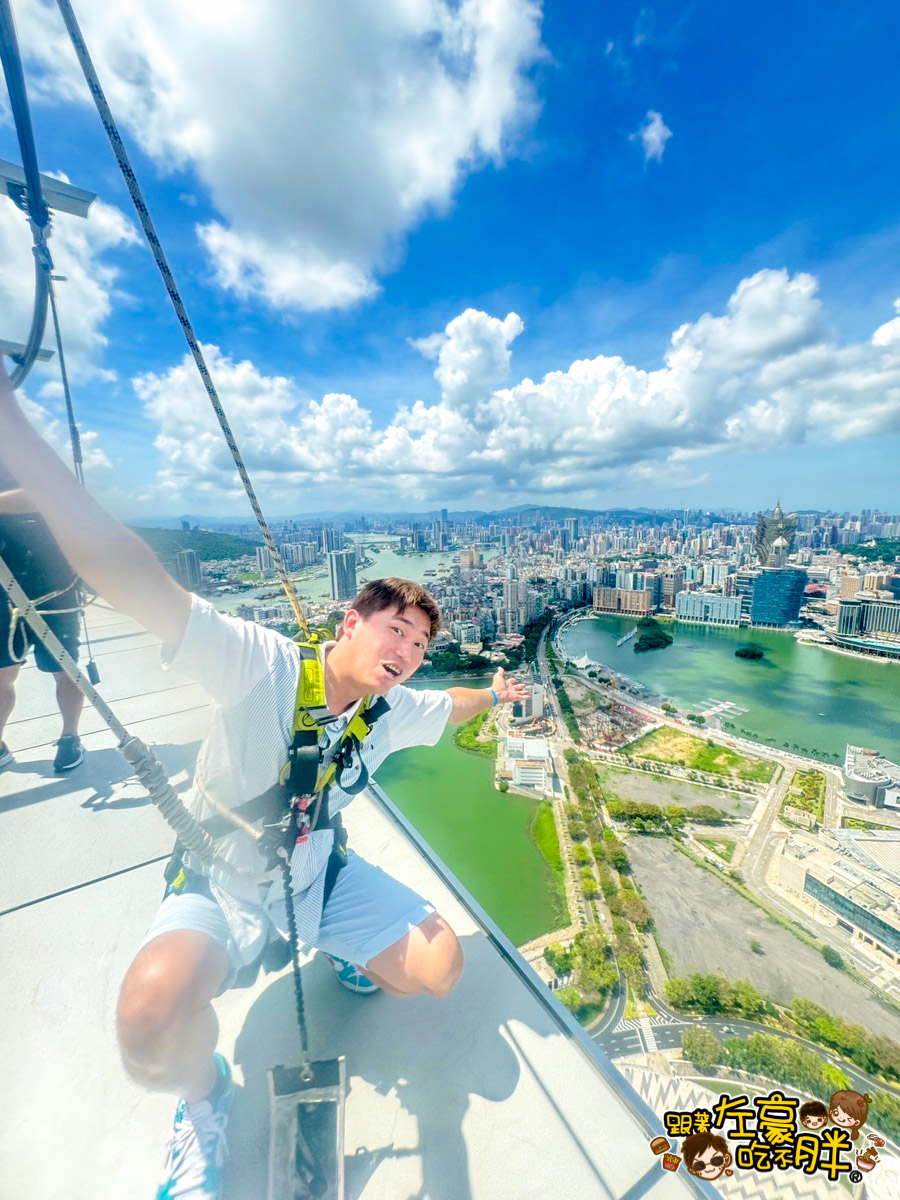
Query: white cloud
133 269 900 508
17 391 111 473
631 109 672 163
21 0 544 311
0 190 136 479
0 191 138 381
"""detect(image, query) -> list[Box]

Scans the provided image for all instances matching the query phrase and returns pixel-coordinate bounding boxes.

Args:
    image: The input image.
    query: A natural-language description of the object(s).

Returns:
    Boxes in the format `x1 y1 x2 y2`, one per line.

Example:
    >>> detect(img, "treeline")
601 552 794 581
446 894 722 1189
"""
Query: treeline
546 643 580 740
451 710 495 757
420 646 495 674
665 973 772 1021
681 1027 900 1142
606 798 727 830
790 997 900 1083
131 525 257 562
671 975 900 1088
552 928 618 1018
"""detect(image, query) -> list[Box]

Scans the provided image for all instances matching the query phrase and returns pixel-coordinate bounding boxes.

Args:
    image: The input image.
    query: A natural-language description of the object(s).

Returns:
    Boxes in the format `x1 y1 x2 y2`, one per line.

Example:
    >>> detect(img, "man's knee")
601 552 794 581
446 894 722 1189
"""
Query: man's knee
424 928 464 997
117 931 229 1058
367 914 464 998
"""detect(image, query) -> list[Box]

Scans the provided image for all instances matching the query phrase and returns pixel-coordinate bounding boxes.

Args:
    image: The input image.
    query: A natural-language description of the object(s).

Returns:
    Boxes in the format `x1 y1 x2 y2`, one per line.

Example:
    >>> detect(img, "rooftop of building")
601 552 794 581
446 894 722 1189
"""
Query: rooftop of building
0 601 712 1200
785 831 900 923
845 745 900 782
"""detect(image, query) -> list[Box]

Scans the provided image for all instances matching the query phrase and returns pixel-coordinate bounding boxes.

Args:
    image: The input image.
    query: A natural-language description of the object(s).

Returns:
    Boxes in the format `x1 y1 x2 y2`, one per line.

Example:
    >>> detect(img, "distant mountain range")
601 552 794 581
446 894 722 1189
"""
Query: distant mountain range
128 503 755 531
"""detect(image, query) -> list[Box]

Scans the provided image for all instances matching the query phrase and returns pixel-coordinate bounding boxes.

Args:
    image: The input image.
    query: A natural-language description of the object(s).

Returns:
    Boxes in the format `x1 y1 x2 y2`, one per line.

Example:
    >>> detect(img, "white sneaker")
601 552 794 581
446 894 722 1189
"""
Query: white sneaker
156 1055 234 1199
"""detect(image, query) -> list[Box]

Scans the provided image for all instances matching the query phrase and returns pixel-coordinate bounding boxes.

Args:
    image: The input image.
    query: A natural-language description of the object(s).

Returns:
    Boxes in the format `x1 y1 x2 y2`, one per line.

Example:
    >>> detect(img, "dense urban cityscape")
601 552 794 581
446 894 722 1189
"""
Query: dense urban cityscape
160 501 900 661
141 499 900 1185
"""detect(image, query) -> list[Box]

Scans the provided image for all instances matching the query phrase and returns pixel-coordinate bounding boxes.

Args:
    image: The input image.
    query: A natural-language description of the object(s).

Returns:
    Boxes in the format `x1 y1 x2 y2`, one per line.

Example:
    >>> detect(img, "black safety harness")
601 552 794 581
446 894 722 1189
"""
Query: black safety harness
163 633 390 984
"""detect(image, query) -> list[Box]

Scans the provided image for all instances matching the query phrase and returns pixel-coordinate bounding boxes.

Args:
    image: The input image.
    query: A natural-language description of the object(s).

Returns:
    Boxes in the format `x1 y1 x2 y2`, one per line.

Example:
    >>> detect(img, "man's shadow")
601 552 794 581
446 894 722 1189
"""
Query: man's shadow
226 931 613 1200
0 740 200 813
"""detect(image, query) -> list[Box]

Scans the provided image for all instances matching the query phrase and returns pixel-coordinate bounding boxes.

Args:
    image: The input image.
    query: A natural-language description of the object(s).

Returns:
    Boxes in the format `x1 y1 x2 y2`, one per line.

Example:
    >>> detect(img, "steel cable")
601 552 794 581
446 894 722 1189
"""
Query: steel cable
0 0 51 388
54 0 310 637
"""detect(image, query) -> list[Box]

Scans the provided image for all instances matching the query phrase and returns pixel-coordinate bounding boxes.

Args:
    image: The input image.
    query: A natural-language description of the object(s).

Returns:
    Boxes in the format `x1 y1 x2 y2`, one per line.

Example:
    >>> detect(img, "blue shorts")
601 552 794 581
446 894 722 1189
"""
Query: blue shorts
139 849 434 987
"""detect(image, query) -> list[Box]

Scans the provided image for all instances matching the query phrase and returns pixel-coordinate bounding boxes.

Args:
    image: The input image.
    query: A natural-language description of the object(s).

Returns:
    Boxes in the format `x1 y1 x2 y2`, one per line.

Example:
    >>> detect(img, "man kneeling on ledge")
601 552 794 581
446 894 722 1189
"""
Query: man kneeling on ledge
0 356 528 1200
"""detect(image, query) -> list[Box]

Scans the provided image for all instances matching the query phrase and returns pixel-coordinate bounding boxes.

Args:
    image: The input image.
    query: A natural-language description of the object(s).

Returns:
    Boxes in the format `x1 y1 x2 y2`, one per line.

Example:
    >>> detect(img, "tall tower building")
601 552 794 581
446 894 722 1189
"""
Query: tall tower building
173 549 203 590
750 568 808 627
328 549 357 601
755 501 798 564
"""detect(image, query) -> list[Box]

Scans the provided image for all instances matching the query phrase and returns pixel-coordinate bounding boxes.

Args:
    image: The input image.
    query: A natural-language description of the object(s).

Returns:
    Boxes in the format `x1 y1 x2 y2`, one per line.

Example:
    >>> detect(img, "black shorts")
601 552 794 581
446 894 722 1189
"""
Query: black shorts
0 514 80 673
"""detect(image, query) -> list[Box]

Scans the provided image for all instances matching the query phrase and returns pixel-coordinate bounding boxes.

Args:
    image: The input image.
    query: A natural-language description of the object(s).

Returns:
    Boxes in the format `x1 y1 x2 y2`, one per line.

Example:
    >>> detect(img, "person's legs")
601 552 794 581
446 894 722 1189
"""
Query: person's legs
52 669 83 737
117 928 232 1102
314 850 464 998
364 913 463 998
0 662 22 744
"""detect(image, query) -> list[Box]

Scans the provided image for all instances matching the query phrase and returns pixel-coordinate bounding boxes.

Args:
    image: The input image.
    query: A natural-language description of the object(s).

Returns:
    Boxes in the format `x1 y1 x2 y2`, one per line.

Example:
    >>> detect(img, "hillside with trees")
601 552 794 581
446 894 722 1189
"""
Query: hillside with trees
130 526 258 562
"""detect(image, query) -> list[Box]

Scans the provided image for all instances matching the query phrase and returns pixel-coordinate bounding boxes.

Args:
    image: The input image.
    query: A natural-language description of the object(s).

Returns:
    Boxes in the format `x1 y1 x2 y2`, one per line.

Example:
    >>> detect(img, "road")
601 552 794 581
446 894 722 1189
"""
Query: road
592 982 900 1153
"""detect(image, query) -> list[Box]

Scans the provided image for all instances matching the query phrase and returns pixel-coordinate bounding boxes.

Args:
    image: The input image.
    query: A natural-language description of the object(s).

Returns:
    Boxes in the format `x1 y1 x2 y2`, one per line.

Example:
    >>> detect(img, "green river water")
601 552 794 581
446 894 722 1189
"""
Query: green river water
378 676 564 946
560 614 900 763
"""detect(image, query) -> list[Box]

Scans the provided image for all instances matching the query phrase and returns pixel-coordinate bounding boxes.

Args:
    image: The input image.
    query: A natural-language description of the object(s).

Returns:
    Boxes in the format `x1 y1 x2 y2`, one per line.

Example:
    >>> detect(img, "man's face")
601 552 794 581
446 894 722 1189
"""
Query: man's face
689 1146 730 1180
342 604 430 692
802 1113 826 1129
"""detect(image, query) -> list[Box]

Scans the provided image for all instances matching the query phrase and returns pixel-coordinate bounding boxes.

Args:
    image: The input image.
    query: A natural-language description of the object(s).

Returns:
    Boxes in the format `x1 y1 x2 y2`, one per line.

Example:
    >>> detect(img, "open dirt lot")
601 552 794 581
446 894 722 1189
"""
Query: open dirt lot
627 837 900 1042
596 765 757 820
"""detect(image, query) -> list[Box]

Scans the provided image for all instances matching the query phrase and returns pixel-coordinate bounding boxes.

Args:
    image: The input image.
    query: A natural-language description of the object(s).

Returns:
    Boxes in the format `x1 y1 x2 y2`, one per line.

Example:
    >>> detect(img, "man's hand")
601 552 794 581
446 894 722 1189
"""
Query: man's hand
491 667 530 705
447 666 531 723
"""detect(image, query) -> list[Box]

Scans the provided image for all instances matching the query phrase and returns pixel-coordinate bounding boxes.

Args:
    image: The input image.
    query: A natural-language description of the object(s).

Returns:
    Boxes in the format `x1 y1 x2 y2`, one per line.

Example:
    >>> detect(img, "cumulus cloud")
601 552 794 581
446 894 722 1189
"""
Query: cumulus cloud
0 190 138 381
21 0 544 311
631 109 672 162
0 190 137 478
133 269 900 507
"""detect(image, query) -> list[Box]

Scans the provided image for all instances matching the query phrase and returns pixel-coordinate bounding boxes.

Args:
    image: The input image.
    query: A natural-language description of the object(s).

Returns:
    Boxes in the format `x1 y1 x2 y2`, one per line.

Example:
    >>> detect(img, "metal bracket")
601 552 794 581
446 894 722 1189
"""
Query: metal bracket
268 1058 346 1200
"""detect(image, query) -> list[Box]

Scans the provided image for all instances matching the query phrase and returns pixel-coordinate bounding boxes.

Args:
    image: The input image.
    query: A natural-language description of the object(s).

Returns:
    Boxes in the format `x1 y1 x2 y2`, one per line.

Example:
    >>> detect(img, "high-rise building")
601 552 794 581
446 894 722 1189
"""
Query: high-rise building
734 568 760 620
750 567 808 627
661 567 685 610
327 549 357 601
592 587 653 615
755 501 798 564
837 596 900 638
675 591 742 626
320 527 342 553
256 546 274 576
564 516 579 546
173 549 202 590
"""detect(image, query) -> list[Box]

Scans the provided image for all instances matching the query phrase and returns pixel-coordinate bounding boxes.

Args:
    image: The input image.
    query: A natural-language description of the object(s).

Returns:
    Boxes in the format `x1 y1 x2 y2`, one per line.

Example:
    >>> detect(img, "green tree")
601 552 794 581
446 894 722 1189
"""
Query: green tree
665 976 694 1009
682 1027 723 1072
822 944 844 969
620 893 653 929
544 942 574 976
555 986 583 1014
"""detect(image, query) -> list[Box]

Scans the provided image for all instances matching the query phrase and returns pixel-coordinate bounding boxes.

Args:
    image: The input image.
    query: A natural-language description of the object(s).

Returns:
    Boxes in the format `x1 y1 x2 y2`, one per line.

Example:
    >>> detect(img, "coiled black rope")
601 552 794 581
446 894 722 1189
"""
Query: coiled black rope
0 0 51 388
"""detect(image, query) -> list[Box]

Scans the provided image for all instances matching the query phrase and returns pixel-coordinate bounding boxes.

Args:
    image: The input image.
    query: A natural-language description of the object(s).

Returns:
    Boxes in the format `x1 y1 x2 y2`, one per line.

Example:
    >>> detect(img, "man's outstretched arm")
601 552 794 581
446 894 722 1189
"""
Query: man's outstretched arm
446 667 530 723
0 361 190 647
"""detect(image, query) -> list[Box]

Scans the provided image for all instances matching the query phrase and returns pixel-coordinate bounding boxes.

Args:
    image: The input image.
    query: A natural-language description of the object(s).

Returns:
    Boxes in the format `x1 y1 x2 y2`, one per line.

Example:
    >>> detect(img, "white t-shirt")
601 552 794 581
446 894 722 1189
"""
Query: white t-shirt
161 595 452 961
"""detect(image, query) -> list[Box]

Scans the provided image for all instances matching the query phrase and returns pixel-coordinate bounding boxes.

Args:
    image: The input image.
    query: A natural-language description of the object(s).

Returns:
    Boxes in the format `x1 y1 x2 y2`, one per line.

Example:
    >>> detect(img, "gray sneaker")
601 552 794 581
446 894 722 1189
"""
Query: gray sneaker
53 735 84 772
0 742 13 769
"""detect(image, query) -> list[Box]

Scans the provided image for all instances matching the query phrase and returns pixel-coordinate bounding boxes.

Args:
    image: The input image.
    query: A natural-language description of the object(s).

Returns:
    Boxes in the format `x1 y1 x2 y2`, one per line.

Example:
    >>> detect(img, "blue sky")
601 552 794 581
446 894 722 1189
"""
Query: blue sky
1 0 899 518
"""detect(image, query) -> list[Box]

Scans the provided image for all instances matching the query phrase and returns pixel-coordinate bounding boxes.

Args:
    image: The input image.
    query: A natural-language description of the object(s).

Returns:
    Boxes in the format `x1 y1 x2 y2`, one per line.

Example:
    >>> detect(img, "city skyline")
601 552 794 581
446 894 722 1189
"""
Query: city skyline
1 4 899 517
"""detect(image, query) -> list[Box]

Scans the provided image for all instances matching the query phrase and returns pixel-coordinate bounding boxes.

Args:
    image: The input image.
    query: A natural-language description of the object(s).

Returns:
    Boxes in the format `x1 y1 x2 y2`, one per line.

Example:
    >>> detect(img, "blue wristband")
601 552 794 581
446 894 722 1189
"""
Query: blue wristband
490 688 499 706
